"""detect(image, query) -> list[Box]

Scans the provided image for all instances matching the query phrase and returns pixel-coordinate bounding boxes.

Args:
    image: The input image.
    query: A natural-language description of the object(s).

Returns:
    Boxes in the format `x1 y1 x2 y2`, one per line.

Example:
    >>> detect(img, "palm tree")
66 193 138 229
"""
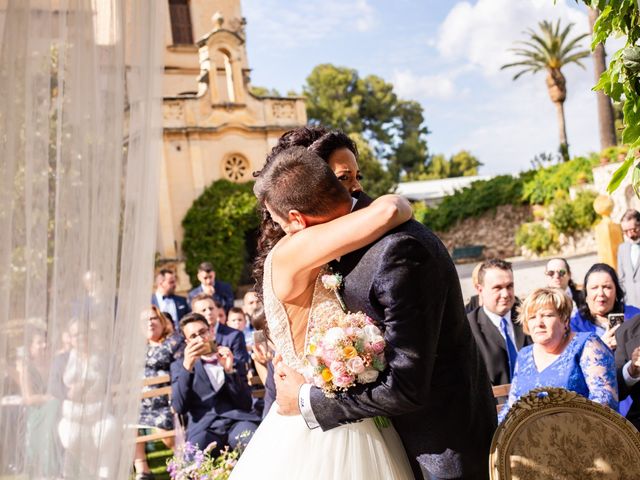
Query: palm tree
501 20 590 161
588 8 617 149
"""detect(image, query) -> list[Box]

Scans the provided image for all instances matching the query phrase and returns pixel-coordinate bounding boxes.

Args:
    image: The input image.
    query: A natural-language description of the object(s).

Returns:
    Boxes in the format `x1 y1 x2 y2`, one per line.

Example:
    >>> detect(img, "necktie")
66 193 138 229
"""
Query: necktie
500 317 518 380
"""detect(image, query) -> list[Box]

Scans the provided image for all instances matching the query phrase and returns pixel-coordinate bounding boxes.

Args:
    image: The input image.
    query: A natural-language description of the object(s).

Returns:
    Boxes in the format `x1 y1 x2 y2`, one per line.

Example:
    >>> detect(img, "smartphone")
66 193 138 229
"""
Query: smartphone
608 313 625 329
206 339 218 355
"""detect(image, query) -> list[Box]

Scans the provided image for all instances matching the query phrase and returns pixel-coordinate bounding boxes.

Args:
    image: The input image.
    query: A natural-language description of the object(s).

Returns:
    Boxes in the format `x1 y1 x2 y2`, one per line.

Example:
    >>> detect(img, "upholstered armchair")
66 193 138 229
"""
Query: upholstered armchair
490 387 640 480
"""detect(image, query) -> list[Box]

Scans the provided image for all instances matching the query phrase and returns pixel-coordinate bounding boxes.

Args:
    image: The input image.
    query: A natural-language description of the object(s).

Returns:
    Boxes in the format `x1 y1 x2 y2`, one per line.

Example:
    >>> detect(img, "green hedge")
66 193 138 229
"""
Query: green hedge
418 175 524 231
181 180 259 290
521 155 598 205
515 222 557 254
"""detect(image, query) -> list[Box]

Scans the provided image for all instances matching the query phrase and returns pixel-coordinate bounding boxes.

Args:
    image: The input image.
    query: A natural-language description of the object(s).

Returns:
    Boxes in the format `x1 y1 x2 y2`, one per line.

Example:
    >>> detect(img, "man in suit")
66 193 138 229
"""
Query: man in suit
190 293 250 368
171 312 259 454
264 151 496 479
618 209 640 308
151 269 190 330
615 314 640 429
187 262 235 313
467 259 531 386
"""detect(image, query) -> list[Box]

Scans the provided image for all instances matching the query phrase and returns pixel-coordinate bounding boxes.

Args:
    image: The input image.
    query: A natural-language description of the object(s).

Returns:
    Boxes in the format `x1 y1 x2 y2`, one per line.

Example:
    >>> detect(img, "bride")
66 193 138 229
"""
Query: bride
230 146 414 479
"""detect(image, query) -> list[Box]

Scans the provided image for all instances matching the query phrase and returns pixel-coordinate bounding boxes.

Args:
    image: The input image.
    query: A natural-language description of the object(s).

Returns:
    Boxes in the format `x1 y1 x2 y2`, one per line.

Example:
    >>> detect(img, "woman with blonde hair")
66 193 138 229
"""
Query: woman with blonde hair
498 287 618 423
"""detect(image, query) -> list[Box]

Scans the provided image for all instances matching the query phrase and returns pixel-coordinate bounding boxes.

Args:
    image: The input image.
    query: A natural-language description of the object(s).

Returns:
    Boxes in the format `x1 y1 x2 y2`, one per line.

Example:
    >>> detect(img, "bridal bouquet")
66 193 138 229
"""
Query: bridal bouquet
303 307 387 397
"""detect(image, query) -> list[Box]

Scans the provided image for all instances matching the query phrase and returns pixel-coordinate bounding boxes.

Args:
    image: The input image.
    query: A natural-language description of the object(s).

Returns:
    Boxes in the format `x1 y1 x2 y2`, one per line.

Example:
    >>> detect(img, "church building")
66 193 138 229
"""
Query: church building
158 0 306 259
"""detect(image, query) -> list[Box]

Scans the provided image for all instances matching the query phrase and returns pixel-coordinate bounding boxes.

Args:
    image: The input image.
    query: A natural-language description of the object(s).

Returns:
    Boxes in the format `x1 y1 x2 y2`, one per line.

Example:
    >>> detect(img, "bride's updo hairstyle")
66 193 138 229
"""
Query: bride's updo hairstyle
252 146 352 298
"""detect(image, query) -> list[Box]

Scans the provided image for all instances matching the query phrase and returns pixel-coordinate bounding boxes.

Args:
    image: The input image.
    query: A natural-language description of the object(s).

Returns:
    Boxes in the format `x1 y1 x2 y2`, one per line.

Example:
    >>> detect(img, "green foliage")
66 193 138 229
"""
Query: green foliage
516 222 557 254
573 190 599 230
303 64 429 181
548 197 578 234
579 1 640 192
249 86 281 97
405 150 483 181
521 155 597 204
421 175 524 231
181 180 259 289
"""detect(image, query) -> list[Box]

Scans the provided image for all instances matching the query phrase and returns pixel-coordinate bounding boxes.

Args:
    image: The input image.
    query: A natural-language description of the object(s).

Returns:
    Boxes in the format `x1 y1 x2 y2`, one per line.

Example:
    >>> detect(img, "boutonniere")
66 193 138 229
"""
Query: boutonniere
321 271 347 312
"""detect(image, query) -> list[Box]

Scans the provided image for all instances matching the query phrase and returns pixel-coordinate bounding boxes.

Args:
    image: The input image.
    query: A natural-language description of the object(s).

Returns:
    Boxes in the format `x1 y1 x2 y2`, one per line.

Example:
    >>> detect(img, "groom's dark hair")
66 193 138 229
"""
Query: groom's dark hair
254 146 352 220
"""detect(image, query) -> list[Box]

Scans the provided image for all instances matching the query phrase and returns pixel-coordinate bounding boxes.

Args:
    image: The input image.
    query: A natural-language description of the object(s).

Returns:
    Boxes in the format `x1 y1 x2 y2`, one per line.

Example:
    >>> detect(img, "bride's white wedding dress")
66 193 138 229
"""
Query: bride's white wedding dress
230 251 413 479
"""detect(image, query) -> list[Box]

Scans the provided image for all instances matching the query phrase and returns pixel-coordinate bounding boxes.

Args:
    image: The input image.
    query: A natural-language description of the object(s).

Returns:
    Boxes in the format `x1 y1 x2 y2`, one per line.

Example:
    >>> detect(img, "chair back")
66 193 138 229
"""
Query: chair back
490 387 640 480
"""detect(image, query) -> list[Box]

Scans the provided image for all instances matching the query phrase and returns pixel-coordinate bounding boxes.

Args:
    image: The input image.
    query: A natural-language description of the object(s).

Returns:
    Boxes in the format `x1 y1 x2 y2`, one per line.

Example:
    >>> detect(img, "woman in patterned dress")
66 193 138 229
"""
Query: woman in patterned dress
134 306 182 480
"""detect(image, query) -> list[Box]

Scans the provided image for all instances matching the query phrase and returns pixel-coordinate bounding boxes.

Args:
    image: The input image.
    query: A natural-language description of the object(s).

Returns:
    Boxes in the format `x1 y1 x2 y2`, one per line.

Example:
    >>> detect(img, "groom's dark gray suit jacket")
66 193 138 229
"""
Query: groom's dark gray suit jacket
265 194 497 479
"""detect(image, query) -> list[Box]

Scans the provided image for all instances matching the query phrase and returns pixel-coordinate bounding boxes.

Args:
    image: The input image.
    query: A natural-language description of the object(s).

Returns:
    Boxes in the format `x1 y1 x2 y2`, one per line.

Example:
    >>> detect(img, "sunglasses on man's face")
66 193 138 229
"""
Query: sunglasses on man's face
545 269 567 278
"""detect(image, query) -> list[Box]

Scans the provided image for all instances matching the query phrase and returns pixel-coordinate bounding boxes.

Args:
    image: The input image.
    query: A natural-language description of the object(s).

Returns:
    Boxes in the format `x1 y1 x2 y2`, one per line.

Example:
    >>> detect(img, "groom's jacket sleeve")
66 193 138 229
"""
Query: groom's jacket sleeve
309 233 440 430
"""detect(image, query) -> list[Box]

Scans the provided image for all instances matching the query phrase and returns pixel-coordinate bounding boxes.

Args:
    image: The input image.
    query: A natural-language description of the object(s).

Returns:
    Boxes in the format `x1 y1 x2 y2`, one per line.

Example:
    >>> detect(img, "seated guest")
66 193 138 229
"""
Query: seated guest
464 262 483 314
227 307 253 348
170 313 259 454
499 288 618 422
570 263 640 351
133 306 182 480
17 327 61 477
615 314 640 430
190 293 250 373
467 259 531 385
544 257 584 313
242 290 264 324
214 298 227 326
187 262 235 313
151 269 190 330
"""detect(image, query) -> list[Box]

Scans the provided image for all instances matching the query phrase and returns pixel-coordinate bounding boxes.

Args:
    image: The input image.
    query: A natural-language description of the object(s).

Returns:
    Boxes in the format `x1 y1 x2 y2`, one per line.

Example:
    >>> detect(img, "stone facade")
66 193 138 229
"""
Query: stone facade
159 0 306 259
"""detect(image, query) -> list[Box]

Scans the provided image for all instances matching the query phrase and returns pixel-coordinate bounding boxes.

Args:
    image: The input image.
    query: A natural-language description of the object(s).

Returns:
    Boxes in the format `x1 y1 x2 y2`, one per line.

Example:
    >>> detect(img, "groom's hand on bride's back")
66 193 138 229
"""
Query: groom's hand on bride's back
274 361 305 415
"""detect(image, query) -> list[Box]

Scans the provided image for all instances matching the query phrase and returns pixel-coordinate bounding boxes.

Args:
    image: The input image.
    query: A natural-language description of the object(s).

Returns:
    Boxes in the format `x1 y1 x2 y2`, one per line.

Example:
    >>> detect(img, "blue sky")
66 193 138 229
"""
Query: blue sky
242 0 619 176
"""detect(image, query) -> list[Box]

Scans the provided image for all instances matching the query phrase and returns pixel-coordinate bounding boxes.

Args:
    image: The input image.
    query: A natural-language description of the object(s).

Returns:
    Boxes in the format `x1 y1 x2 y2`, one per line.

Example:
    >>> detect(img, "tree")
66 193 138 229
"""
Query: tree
405 150 482 181
588 7 617 149
575 0 640 193
181 180 259 289
501 20 590 161
303 64 429 181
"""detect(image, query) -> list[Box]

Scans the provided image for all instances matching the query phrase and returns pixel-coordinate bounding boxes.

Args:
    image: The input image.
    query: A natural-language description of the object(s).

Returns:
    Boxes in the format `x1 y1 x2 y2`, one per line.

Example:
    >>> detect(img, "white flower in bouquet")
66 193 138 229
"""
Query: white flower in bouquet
323 326 347 346
357 368 379 384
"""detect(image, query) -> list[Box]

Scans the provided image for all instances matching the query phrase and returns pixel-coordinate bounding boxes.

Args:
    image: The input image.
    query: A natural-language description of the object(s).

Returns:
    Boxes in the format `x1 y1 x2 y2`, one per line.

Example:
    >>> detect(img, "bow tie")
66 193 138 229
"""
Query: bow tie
202 357 218 365
162 295 171 300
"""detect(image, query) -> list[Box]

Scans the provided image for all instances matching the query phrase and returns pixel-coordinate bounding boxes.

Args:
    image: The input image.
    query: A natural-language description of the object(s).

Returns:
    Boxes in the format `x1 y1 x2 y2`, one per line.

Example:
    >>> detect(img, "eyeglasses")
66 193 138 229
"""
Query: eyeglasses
187 328 209 341
623 227 640 235
545 269 567 278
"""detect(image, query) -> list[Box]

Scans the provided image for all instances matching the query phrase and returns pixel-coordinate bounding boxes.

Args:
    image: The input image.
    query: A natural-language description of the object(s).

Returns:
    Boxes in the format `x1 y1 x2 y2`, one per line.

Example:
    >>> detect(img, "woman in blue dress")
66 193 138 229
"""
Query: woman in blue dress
499 287 618 423
570 263 640 351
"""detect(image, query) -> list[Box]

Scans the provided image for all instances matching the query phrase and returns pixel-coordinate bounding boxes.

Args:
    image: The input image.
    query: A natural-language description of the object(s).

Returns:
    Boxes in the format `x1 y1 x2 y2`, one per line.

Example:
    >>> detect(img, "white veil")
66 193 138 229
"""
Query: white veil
0 0 164 478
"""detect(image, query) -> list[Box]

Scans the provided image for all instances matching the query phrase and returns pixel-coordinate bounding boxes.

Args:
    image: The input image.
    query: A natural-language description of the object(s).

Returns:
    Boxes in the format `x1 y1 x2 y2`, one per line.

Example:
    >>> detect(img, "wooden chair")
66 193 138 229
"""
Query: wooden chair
492 383 511 413
489 387 640 480
136 374 176 444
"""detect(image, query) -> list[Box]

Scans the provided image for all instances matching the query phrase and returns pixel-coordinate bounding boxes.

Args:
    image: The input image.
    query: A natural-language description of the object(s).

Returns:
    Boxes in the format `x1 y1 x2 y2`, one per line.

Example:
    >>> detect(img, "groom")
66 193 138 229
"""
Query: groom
267 150 497 479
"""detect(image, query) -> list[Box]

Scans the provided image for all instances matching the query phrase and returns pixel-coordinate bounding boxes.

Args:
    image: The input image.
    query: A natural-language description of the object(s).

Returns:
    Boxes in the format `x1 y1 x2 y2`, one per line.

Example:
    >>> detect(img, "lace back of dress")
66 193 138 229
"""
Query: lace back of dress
263 250 305 371
263 252 344 373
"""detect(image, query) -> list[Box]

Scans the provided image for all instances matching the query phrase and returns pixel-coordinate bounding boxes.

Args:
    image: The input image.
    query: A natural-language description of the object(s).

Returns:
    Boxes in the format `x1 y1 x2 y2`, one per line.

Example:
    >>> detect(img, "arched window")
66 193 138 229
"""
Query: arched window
215 50 235 103
222 154 250 182
169 0 193 44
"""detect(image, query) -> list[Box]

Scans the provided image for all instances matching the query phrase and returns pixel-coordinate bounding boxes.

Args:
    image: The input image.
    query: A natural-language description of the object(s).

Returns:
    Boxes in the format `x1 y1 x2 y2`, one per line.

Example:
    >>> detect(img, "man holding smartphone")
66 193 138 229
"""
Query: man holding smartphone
171 311 259 454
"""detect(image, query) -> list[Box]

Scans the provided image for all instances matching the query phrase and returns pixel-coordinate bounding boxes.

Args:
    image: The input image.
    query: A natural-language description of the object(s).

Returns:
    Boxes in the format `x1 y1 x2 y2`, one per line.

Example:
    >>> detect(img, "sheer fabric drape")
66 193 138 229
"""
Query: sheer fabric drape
0 1 164 478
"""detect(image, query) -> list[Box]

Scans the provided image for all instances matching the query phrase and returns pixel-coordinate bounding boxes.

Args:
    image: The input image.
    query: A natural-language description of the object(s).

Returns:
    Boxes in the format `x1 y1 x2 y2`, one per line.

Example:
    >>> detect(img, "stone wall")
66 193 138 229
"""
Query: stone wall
436 204 533 261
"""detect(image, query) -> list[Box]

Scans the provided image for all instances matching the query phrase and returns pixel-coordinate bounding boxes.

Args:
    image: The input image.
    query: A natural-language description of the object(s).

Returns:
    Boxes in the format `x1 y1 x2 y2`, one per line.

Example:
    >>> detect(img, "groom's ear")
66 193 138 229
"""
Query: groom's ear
287 210 307 233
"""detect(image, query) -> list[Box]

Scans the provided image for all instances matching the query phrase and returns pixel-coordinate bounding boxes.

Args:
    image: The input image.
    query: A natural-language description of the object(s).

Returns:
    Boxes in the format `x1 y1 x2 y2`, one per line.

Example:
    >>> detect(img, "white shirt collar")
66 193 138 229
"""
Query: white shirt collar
483 307 515 343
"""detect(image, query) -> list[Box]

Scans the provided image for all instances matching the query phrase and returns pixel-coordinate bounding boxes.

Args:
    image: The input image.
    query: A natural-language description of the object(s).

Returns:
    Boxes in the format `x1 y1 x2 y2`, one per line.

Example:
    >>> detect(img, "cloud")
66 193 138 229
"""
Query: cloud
391 69 458 100
242 0 378 49
437 0 589 77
